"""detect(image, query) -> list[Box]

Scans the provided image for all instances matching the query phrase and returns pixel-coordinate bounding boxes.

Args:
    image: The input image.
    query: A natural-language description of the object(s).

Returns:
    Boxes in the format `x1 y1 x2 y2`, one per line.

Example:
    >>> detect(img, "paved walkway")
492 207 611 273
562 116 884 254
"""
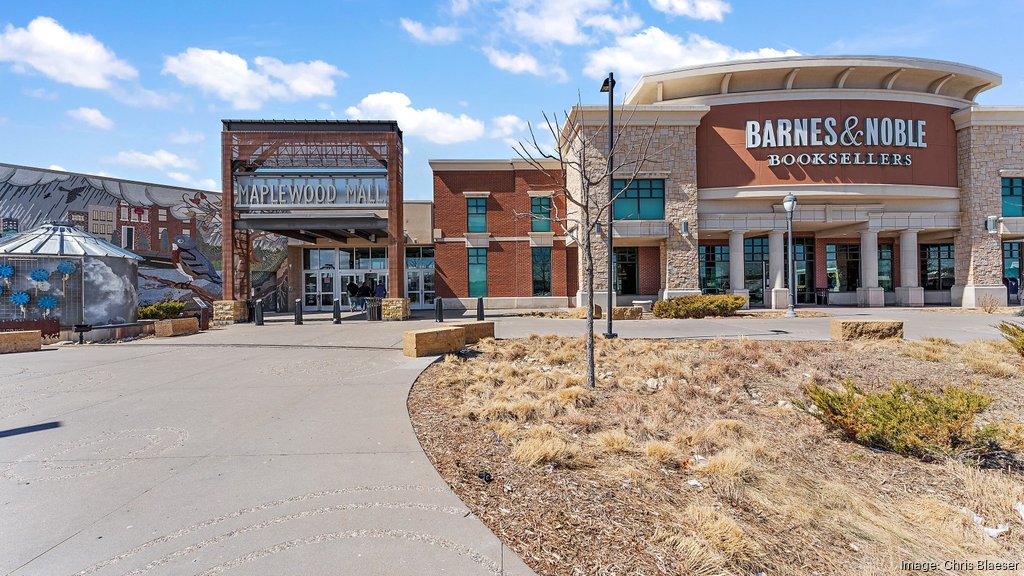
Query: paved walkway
0 328 535 575
1 305 1019 574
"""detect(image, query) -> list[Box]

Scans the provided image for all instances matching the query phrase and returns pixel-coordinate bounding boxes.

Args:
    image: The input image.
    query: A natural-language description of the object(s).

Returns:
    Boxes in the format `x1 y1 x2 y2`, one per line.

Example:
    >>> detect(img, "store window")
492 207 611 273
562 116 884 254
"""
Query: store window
612 179 665 220
532 247 552 296
878 245 894 292
826 244 860 292
531 196 552 232
920 244 955 290
467 198 487 232
698 245 730 294
406 246 435 269
1002 177 1024 217
468 248 487 297
1005 241 1021 301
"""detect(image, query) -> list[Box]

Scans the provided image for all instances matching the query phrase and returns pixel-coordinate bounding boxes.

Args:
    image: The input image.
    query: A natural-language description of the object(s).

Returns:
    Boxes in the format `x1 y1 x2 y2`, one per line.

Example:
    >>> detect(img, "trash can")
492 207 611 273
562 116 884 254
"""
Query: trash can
365 297 383 321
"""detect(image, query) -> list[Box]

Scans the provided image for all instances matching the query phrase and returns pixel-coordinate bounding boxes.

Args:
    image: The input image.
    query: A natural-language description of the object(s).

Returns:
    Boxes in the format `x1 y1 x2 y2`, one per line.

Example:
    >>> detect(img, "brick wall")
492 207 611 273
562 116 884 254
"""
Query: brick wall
638 246 661 294
433 166 569 298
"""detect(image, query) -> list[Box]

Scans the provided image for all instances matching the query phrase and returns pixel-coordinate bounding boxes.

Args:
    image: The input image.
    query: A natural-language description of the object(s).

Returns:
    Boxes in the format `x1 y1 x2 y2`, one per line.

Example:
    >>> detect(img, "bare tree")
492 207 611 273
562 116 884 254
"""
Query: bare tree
514 103 661 388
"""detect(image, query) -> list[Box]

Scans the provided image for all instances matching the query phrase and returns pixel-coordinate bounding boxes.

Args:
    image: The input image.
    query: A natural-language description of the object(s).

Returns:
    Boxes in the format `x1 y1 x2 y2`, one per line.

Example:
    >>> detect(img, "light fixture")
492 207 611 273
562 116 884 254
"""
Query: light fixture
783 193 797 318
595 221 603 235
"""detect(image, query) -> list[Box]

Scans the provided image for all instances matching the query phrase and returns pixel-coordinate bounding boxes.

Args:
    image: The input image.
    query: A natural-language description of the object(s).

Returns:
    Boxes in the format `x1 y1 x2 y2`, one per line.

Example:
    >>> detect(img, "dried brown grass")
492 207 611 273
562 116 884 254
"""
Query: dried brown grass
411 335 1024 575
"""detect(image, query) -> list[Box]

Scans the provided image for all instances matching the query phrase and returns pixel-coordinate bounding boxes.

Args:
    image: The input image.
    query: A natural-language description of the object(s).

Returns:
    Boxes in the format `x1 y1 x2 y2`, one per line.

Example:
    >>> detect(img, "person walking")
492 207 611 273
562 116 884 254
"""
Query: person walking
373 280 387 298
346 279 359 312
357 281 372 311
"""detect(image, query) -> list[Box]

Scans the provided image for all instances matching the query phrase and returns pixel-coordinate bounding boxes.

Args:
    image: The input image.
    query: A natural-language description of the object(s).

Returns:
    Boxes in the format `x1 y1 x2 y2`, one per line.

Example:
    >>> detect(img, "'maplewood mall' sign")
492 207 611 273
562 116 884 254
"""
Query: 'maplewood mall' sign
745 115 927 167
234 173 388 209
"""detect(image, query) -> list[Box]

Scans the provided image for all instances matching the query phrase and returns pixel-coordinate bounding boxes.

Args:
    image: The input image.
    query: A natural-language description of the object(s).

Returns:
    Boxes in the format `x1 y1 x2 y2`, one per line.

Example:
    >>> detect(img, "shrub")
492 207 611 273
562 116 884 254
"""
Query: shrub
802 380 1021 465
138 300 186 320
652 295 747 319
996 321 1024 358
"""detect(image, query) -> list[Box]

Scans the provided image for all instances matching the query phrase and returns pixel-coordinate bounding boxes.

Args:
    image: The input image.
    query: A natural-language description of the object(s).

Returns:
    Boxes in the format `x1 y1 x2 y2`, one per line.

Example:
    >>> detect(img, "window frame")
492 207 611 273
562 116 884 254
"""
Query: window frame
1002 177 1024 218
468 248 487 297
530 196 552 232
920 243 955 291
612 179 665 221
467 198 487 233
531 247 552 296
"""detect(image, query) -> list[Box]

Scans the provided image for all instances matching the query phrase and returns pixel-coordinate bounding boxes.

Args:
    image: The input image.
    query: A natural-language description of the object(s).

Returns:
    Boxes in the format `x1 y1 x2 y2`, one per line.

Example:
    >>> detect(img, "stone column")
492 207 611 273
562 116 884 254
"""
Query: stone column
896 230 924 307
727 230 749 308
857 230 884 307
768 230 788 309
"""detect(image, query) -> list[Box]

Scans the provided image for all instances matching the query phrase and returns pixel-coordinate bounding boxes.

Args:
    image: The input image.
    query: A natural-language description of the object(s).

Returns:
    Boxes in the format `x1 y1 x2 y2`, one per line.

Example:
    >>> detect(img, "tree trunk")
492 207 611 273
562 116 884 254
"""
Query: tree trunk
583 218 596 389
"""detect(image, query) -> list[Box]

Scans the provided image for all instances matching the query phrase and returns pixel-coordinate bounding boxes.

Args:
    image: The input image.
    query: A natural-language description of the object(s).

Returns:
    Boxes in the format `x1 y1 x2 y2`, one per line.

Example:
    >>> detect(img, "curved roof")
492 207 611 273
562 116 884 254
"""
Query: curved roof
0 222 141 259
625 55 1001 107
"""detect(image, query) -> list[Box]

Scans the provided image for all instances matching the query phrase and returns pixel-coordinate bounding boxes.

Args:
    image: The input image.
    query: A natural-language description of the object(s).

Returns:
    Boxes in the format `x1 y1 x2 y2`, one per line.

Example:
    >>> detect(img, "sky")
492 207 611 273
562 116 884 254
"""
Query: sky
1 0 1023 200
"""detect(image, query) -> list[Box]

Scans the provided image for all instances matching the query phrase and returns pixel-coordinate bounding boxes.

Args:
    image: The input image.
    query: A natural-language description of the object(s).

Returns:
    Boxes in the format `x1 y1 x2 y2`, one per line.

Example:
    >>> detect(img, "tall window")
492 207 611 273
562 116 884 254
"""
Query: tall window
920 244 955 290
467 198 487 232
1003 177 1024 217
698 245 730 293
531 196 552 232
532 247 552 296
122 226 135 251
406 247 435 269
468 248 487 297
878 245 894 292
158 228 169 251
826 244 860 292
1005 241 1021 300
612 179 665 220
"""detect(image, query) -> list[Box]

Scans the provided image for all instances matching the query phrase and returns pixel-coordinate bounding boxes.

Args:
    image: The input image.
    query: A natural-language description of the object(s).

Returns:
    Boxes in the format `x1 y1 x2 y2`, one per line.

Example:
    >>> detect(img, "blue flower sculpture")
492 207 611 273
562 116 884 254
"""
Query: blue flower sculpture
0 263 13 278
29 268 50 282
56 261 77 276
10 291 29 306
38 295 58 310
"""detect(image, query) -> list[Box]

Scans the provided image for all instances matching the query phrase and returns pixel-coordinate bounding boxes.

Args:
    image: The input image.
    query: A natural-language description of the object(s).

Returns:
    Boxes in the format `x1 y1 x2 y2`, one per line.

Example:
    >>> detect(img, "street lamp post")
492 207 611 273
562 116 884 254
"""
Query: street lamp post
600 72 617 339
783 193 798 318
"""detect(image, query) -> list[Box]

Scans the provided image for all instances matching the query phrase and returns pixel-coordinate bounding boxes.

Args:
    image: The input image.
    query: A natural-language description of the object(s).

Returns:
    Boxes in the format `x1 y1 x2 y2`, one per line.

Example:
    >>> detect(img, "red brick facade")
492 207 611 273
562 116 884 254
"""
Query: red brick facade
638 246 661 295
433 164 571 299
117 202 196 260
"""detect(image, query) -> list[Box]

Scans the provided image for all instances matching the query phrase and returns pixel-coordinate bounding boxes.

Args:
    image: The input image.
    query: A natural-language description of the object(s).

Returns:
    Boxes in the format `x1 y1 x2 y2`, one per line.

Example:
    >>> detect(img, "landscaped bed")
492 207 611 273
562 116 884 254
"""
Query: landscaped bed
409 336 1024 575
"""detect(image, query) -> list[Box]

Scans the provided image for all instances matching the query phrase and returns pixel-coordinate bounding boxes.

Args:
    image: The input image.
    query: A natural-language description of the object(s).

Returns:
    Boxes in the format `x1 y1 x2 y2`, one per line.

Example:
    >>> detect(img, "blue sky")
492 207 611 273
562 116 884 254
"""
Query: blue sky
1 0 1022 200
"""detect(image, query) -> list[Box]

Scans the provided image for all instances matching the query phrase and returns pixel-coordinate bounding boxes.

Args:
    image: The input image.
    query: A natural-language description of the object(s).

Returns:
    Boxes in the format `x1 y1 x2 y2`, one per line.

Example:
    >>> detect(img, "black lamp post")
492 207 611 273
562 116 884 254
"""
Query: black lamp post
600 73 617 339
783 193 798 318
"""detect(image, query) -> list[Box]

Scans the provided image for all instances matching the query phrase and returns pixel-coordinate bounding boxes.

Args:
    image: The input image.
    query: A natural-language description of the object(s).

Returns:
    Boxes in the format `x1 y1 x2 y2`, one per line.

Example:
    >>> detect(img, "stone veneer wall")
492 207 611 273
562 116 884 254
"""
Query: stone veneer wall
566 123 700 294
955 125 1024 286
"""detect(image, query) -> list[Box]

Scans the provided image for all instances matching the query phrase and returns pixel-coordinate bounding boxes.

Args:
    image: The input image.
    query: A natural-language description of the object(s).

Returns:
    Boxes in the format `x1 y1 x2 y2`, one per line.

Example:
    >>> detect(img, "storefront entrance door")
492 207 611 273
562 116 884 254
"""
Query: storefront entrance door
406 269 436 310
614 248 638 295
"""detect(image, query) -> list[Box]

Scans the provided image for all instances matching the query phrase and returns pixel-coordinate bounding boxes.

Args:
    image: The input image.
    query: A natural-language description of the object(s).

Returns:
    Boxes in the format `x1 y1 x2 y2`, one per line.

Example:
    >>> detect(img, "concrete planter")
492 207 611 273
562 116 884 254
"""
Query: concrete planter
155 317 199 338
0 330 42 354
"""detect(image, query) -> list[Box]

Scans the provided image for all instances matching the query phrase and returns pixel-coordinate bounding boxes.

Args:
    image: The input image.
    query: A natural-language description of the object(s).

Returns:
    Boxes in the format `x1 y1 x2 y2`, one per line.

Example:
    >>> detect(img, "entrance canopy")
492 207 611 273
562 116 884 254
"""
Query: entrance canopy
235 213 389 244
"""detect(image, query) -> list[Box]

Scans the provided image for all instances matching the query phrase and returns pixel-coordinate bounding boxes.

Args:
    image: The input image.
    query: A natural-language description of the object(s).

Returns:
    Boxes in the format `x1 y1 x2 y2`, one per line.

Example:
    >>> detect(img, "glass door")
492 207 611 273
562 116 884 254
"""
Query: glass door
744 237 769 307
406 269 436 310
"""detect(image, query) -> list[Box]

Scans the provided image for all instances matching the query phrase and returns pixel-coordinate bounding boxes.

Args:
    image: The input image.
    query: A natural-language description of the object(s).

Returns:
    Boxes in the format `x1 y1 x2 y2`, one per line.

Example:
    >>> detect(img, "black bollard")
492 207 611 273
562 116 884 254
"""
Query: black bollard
332 298 341 324
294 298 303 325
255 299 264 326
435 297 444 323
476 297 484 321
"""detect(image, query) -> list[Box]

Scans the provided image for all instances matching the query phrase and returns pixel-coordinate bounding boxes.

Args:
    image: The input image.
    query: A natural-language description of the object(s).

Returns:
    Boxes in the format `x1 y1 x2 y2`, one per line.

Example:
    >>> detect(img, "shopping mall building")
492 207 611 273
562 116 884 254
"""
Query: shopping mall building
432 55 1024 309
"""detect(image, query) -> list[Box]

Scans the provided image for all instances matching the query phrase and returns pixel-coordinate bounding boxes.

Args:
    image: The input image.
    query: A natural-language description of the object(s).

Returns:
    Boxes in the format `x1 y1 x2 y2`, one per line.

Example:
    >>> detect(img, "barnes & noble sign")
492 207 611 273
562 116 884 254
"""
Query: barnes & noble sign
746 115 928 167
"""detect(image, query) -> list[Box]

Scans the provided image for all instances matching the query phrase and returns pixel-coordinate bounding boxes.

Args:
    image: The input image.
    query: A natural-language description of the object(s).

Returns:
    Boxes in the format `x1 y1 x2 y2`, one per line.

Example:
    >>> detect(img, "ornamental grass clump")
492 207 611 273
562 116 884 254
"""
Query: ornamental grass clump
138 300 186 320
652 294 747 319
802 380 1021 466
996 320 1024 358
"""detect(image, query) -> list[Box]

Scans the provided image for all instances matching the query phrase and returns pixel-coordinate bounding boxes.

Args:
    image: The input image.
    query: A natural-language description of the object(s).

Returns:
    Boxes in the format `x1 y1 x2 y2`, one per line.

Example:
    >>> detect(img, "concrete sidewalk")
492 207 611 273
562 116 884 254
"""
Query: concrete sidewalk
0 335 535 575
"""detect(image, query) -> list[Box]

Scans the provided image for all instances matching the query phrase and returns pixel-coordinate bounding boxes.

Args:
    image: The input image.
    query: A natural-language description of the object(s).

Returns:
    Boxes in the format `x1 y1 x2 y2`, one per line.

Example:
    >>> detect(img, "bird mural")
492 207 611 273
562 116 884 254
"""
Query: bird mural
59 185 88 204
171 234 222 285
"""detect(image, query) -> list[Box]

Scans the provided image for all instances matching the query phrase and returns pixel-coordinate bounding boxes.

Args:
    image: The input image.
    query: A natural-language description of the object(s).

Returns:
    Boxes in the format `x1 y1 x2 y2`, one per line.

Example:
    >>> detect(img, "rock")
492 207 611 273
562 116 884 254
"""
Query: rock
830 319 904 340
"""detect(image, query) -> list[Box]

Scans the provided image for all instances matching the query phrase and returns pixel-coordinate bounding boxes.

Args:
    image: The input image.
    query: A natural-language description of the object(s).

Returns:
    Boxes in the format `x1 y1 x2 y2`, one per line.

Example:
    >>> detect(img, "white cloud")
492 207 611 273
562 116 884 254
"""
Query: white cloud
490 114 528 138
25 87 58 100
483 47 567 81
345 92 485 144
584 27 799 84
162 48 345 109
108 149 196 171
450 0 478 15
169 129 205 144
649 0 731 21
66 107 114 130
400 18 461 44
504 0 639 45
0 16 137 89
166 171 218 191
48 164 66 172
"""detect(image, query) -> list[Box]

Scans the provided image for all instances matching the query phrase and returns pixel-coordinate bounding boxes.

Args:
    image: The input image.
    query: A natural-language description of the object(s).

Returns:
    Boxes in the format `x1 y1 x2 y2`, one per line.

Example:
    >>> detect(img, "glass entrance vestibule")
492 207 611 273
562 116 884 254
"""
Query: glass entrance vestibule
302 247 435 312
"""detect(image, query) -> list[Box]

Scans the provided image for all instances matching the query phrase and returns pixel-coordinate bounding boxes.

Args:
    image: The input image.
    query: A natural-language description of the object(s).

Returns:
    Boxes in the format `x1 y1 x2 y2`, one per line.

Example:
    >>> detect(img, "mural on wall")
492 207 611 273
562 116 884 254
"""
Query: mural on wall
0 163 290 307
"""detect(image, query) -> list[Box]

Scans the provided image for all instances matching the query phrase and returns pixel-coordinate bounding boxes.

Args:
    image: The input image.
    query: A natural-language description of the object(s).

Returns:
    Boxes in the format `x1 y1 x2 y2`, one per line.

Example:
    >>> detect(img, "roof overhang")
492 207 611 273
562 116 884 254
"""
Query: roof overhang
234 213 389 244
626 55 1001 107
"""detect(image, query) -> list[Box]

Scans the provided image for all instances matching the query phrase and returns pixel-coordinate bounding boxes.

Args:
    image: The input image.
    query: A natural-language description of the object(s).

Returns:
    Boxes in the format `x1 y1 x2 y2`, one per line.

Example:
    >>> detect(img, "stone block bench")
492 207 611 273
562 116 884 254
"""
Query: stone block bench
155 317 200 338
633 300 653 313
612 306 643 320
830 319 903 341
403 326 466 357
0 330 42 354
452 321 494 344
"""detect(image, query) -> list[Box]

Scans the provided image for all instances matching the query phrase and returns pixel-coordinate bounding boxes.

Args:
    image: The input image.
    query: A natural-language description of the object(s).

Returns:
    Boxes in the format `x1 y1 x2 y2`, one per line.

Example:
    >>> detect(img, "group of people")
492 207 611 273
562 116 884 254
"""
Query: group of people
346 279 386 312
